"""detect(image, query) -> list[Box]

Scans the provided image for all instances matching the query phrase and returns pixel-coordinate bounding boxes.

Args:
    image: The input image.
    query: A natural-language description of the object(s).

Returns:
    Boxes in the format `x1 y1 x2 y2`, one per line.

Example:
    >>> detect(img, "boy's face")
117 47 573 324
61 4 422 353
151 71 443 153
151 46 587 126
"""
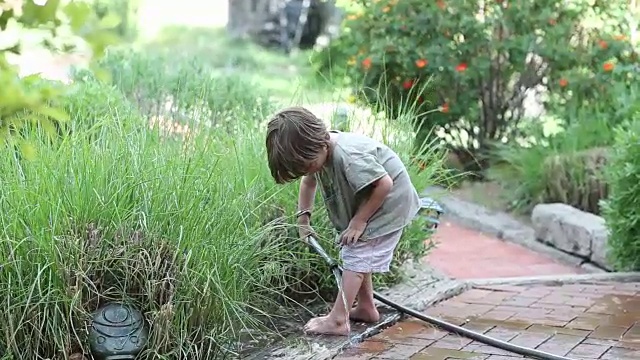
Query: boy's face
303 146 328 176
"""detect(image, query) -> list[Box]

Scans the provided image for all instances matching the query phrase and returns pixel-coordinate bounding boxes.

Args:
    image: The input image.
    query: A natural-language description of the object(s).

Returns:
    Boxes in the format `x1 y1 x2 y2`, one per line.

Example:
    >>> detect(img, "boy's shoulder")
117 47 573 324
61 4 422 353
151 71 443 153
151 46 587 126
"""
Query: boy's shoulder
333 131 385 157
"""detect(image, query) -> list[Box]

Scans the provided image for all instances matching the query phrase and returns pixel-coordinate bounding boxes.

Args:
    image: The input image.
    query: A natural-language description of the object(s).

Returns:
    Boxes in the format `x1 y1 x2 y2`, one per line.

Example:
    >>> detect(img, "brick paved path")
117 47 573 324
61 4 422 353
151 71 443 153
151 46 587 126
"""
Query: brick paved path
336 281 640 359
425 221 583 279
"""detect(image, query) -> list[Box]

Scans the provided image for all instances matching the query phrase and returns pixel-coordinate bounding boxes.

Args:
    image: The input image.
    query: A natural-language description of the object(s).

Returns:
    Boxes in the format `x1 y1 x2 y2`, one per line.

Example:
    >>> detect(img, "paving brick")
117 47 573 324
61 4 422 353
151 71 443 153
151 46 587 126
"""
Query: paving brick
462 319 499 333
537 294 597 308
430 334 473 350
333 354 376 360
372 321 443 344
535 334 584 356
526 324 589 337
481 327 520 342
589 325 630 340
409 348 490 359
482 309 518 321
334 340 392 359
565 315 602 331
508 331 552 348
566 343 610 359
600 346 640 360
461 341 518 357
375 344 425 359
622 324 640 341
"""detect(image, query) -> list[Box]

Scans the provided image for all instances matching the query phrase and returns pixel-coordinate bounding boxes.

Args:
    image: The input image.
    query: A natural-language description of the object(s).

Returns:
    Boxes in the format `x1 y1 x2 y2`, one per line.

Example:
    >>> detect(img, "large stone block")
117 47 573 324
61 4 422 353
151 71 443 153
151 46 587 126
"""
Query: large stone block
531 203 611 269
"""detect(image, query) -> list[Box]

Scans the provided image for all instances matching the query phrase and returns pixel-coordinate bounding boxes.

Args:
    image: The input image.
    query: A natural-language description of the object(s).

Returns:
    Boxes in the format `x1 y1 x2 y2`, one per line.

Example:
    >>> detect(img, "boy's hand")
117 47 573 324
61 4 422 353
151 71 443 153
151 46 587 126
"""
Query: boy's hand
340 218 367 246
298 217 315 241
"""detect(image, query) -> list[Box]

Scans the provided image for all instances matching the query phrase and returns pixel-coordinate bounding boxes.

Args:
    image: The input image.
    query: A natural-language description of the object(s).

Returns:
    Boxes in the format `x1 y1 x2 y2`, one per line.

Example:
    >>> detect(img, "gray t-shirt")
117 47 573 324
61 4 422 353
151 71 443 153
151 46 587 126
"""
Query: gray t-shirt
314 131 421 240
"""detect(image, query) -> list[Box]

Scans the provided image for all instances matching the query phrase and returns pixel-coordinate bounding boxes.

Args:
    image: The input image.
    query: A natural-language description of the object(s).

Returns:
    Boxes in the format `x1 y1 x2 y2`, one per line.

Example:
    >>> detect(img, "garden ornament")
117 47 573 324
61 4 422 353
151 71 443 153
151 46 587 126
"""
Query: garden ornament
88 302 149 360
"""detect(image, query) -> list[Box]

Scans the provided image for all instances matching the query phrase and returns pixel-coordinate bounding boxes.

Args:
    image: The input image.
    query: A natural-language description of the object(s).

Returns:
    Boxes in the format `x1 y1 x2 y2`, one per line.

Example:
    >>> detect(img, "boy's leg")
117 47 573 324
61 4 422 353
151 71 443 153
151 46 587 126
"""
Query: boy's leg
304 269 364 335
304 229 403 335
345 229 404 323
350 272 380 323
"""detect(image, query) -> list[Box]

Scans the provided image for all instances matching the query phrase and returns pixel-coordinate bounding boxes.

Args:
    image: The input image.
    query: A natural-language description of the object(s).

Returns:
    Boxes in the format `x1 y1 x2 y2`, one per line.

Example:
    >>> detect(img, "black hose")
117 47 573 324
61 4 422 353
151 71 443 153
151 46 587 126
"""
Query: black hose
305 236 575 360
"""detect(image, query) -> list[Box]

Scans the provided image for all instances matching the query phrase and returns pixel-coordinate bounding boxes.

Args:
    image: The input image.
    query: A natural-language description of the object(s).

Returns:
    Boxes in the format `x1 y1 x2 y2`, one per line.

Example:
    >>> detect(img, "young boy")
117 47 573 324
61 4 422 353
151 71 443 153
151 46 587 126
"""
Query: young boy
265 106 421 336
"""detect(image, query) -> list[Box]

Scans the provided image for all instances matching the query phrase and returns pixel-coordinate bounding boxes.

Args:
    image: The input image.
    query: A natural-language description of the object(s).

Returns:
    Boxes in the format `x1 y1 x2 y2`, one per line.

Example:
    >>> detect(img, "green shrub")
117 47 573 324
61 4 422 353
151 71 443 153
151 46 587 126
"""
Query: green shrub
0 48 446 359
313 0 632 172
491 60 640 213
602 122 640 270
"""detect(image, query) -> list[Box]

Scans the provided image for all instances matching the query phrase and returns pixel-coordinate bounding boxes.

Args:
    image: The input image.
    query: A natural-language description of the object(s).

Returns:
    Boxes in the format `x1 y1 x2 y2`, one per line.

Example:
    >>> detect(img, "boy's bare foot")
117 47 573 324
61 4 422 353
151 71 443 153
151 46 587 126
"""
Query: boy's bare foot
303 315 350 336
349 305 380 323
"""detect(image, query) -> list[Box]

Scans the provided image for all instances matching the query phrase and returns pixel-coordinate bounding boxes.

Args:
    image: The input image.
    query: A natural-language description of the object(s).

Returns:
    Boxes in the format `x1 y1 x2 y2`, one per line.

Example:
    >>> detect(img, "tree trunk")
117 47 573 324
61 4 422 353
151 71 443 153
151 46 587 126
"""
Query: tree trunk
227 0 277 39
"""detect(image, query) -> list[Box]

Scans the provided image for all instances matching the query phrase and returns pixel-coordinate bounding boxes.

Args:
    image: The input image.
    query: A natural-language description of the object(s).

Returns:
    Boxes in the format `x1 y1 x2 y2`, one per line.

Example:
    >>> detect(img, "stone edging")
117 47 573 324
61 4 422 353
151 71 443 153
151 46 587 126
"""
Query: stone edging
423 186 609 273
467 271 640 287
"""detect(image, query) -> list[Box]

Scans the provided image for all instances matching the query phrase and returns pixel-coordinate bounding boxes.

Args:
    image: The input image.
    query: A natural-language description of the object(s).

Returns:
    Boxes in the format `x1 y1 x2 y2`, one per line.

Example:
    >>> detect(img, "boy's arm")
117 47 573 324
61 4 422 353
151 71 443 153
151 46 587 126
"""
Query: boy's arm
298 175 317 217
341 174 393 245
297 175 317 240
351 174 393 224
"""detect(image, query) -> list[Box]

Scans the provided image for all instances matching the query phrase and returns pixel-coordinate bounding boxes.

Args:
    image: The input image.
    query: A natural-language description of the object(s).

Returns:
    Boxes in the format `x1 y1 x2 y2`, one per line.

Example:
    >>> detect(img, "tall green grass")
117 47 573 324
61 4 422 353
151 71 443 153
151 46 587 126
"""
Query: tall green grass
0 46 446 359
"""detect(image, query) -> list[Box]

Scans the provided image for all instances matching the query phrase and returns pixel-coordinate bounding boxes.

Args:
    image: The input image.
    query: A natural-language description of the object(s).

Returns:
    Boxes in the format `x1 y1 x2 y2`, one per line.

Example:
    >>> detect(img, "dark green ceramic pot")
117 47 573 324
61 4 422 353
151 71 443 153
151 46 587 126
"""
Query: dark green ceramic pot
88 303 149 360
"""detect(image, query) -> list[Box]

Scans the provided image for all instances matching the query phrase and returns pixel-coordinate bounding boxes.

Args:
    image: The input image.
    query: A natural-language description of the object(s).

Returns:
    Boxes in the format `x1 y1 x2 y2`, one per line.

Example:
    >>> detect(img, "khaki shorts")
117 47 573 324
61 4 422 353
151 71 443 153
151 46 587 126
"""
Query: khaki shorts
339 229 403 273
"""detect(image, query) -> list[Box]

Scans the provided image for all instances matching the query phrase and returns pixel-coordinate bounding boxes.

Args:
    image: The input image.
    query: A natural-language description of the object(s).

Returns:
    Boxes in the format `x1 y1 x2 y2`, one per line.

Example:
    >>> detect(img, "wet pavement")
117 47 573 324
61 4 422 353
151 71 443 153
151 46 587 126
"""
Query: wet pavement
334 281 640 359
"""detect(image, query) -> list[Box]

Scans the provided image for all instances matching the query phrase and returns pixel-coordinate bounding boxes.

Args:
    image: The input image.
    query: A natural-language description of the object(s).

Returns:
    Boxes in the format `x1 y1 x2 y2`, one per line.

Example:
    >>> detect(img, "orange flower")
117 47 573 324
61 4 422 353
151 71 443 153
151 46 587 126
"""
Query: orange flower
455 63 468 72
614 34 628 41
382 6 390 12
598 40 608 49
440 103 450 113
415 59 428 68
403 79 414 90
347 14 358 20
362 57 372 70
559 78 568 87
437 0 446 9
603 61 615 72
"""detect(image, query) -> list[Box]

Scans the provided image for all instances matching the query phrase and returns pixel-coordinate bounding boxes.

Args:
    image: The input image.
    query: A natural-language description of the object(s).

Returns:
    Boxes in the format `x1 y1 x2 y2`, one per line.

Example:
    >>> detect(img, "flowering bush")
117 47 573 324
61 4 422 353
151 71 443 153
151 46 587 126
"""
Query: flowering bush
319 0 633 172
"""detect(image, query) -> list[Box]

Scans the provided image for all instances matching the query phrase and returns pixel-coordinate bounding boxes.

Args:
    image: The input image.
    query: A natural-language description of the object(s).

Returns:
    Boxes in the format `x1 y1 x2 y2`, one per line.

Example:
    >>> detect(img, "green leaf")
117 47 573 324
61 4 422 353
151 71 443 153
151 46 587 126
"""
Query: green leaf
63 1 92 32
99 12 121 29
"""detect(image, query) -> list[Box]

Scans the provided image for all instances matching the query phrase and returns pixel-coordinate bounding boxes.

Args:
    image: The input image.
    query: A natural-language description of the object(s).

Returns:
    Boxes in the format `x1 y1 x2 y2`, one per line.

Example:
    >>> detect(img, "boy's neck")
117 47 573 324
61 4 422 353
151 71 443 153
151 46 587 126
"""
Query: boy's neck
322 132 338 168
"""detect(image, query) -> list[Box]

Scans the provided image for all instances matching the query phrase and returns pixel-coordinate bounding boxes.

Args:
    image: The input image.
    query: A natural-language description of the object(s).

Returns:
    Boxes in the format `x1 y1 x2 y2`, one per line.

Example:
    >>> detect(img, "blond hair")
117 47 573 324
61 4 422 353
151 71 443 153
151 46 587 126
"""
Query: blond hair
265 106 330 184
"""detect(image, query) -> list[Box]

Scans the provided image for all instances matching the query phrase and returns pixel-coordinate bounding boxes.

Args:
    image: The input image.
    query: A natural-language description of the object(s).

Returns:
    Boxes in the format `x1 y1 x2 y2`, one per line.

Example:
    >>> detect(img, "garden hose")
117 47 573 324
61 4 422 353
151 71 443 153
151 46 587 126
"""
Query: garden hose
305 236 575 360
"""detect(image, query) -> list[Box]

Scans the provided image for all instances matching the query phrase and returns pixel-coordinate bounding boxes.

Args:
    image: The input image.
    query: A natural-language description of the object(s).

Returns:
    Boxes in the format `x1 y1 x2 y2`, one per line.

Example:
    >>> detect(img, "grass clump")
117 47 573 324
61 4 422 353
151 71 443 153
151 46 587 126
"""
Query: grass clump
0 76 289 358
490 114 616 214
541 147 609 215
1 43 446 359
